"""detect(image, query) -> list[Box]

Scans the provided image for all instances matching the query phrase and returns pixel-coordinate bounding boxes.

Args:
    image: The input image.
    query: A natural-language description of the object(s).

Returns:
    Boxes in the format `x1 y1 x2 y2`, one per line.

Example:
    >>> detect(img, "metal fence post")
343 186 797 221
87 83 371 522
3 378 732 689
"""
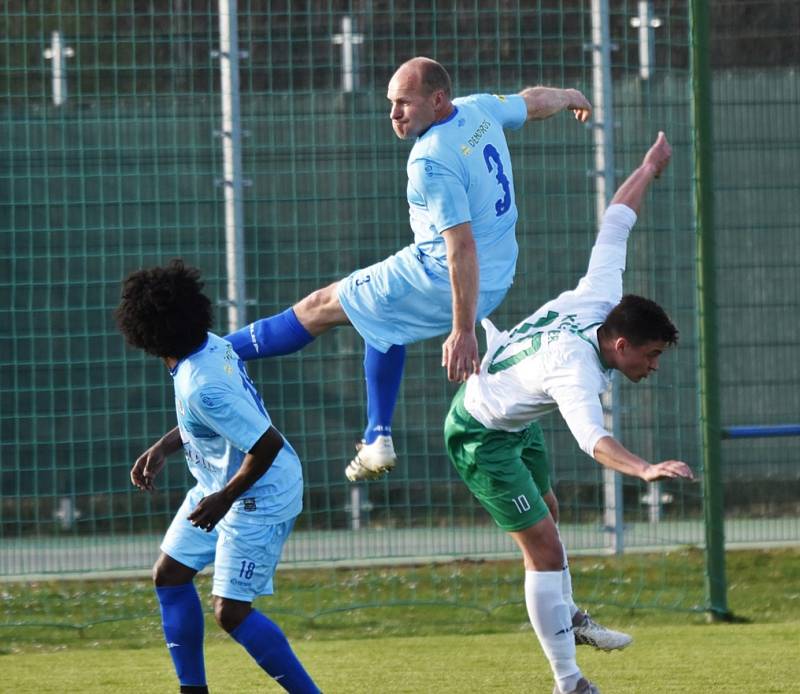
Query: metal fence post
690 0 730 621
218 0 247 333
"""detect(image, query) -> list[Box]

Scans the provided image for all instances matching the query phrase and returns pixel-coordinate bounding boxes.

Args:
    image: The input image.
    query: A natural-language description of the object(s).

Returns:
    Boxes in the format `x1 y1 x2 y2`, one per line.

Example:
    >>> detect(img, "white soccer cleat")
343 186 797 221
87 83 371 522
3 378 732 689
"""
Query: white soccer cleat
344 435 397 482
573 611 632 651
553 677 600 694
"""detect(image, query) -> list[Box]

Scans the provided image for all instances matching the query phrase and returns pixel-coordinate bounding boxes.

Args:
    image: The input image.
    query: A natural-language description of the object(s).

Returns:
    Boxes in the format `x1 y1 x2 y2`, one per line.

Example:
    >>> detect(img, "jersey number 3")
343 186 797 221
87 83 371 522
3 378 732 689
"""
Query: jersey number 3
483 143 511 217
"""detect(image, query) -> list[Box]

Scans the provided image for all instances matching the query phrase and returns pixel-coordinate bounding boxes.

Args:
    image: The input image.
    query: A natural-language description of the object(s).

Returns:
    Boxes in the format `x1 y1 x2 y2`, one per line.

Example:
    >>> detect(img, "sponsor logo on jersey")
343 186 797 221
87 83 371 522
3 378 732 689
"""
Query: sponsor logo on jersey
461 144 472 156
242 498 257 512
493 94 507 102
466 119 491 148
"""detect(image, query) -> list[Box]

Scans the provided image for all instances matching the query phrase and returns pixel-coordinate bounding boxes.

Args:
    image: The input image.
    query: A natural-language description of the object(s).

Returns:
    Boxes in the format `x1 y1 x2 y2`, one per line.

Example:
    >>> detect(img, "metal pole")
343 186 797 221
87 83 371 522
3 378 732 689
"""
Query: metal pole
43 31 74 107
690 0 730 621
590 0 624 555
218 0 247 333
630 1 662 80
331 16 364 93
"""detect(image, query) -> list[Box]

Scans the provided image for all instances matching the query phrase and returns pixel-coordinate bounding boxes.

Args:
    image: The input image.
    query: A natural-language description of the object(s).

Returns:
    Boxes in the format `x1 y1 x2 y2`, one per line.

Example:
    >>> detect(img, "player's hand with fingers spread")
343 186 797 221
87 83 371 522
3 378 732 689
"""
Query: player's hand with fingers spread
131 444 167 492
641 459 695 483
442 328 480 383
565 88 592 123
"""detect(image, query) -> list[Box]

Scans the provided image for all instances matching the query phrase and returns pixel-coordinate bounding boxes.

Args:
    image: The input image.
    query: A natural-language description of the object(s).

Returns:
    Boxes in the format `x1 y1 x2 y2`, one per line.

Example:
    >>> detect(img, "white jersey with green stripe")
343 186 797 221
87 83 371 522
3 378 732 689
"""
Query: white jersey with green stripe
463 204 637 459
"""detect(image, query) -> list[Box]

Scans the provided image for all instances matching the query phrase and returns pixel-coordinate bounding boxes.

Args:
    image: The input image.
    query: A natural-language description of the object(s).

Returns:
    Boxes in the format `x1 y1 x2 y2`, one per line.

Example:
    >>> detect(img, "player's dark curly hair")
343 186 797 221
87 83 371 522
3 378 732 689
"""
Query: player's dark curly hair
601 294 679 346
115 259 212 359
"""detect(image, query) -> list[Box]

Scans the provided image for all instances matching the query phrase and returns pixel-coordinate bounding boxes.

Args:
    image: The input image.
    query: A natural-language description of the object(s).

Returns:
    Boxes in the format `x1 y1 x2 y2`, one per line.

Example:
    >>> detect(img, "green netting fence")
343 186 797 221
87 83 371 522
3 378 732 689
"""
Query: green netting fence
1 0 798 636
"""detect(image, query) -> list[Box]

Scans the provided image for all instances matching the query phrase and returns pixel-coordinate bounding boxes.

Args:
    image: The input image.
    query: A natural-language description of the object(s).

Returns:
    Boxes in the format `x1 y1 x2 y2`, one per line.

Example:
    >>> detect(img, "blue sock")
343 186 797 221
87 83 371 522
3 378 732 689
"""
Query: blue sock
363 343 405 444
225 307 314 361
155 583 207 688
231 609 320 693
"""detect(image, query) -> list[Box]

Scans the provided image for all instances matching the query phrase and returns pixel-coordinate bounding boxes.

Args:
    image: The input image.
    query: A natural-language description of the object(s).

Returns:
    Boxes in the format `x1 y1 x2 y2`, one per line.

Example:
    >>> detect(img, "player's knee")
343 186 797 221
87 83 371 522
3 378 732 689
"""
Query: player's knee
152 553 196 587
543 492 559 524
295 283 346 333
213 597 251 633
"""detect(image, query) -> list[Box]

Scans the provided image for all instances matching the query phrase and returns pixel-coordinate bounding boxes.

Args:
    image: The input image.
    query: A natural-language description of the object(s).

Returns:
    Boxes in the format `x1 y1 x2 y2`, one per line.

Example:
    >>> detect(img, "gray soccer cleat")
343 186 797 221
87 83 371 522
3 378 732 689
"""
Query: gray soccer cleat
573 611 633 651
553 677 600 694
344 435 397 482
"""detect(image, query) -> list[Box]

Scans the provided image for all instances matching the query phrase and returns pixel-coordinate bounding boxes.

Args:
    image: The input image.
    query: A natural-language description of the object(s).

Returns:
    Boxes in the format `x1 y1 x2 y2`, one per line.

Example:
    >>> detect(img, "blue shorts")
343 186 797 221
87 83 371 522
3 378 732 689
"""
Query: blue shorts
337 245 510 352
160 485 295 602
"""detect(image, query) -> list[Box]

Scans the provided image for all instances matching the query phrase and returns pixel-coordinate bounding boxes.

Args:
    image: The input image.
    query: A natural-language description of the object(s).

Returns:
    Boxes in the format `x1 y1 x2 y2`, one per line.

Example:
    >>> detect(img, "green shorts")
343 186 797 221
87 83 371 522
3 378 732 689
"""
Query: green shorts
444 384 551 532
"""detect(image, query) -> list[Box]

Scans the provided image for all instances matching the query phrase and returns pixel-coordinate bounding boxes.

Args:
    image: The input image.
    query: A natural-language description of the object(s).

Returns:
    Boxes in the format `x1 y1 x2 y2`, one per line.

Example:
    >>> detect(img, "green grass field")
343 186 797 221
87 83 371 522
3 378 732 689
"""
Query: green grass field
3 548 799 692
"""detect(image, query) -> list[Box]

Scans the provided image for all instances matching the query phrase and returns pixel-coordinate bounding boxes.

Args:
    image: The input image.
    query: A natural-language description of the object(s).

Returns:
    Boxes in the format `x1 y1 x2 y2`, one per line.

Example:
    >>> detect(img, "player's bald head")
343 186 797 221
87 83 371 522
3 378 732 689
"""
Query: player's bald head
391 57 452 98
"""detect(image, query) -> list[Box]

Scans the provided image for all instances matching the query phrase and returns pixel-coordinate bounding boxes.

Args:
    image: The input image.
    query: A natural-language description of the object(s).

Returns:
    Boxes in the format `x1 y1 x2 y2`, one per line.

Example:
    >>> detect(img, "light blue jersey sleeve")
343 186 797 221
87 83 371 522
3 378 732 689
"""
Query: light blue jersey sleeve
467 93 528 130
188 380 270 455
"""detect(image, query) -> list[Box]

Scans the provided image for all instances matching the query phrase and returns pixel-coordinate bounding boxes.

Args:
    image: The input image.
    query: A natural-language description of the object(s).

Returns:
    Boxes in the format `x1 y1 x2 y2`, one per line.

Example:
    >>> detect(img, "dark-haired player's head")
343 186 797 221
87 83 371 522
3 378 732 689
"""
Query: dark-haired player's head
115 259 212 360
599 294 679 382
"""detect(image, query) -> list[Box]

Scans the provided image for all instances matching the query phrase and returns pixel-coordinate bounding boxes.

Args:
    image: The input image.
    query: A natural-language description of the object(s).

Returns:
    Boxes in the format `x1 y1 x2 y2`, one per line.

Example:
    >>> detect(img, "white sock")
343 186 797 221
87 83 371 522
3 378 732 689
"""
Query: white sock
560 542 580 618
524 570 581 693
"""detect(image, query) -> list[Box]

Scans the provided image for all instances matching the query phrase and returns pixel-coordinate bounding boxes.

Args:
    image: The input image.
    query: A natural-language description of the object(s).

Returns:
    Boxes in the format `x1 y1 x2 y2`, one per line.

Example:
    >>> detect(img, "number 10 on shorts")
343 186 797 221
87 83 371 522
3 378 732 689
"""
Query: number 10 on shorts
512 494 531 513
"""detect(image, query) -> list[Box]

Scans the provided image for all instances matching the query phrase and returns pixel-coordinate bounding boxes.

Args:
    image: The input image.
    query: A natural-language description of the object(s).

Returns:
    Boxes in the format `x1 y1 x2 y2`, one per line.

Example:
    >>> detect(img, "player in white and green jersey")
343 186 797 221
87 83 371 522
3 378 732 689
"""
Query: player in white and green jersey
444 132 695 694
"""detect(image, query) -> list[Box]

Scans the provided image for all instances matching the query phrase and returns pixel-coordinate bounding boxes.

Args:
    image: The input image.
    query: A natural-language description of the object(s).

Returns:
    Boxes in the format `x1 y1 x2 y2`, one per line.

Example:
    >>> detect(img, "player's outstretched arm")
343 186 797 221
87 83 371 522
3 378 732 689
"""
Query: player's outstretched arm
609 131 672 215
518 86 592 123
130 426 182 492
593 435 694 482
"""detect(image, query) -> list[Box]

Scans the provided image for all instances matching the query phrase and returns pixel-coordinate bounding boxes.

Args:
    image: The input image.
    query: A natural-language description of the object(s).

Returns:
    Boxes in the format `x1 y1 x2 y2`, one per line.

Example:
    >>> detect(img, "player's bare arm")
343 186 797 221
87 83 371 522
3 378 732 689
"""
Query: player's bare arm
131 426 182 492
518 86 592 123
441 222 479 383
593 435 694 482
609 131 672 214
187 425 284 532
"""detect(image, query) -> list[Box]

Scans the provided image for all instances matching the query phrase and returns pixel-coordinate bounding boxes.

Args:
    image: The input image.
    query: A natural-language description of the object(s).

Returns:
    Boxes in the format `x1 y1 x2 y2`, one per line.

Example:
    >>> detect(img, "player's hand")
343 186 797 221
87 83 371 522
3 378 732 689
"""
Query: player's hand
565 88 592 123
130 444 167 492
187 491 234 532
641 460 694 482
642 131 672 178
441 329 480 383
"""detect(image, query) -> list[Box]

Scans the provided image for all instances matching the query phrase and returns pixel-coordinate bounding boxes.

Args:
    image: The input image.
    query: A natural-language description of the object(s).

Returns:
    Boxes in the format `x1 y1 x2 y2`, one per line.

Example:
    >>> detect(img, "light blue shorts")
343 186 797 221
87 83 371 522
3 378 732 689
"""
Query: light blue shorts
160 485 295 602
337 244 509 352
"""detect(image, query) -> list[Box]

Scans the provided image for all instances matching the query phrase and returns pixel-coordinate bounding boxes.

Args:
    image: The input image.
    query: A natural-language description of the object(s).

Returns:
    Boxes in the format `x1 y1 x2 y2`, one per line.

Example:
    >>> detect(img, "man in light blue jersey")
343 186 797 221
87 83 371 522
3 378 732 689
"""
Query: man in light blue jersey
116 260 320 694
226 57 592 482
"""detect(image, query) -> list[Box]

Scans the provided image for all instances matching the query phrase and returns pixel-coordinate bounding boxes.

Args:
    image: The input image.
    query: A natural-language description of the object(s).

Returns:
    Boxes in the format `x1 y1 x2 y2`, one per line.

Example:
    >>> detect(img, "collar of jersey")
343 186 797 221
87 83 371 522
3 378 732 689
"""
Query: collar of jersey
418 106 459 138
170 335 210 377
577 324 611 371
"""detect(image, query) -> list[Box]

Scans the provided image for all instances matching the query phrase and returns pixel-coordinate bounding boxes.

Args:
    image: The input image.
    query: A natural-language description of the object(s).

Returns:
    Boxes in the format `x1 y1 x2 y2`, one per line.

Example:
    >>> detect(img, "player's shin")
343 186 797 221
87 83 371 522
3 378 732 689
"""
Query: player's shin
231 609 320 693
363 343 405 443
524 570 582 694
559 541 580 618
155 583 207 689
225 308 314 361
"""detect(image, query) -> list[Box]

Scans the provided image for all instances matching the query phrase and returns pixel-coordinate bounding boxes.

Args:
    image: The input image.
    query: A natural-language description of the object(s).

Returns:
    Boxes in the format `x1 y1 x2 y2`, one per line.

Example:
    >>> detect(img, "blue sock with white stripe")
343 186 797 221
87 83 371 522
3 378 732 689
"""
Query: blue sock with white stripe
155 583 207 688
225 307 314 361
231 609 320 693
363 343 405 444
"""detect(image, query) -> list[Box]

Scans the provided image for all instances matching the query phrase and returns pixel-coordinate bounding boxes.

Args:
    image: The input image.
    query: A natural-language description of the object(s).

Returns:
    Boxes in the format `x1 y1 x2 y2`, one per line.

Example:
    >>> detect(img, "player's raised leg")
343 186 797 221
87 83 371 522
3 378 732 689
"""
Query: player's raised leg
344 343 404 482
